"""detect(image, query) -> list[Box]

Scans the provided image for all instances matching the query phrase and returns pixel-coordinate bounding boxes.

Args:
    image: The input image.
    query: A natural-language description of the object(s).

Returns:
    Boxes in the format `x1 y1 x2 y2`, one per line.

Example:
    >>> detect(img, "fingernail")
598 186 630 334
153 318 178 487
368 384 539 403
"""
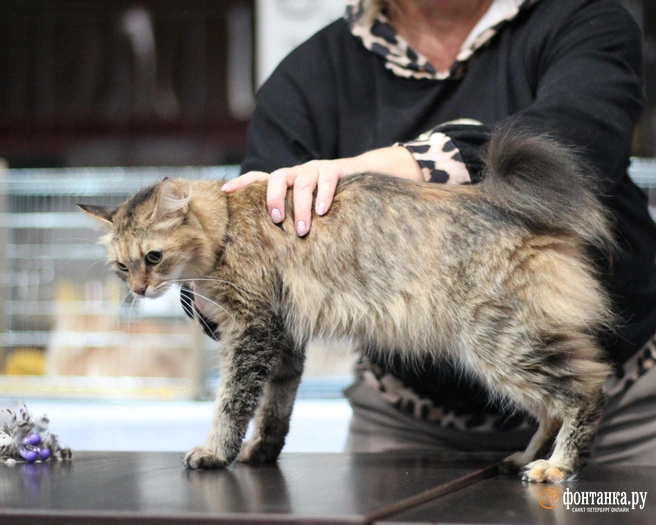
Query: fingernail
221 183 230 192
271 208 282 223
317 201 326 216
297 221 307 236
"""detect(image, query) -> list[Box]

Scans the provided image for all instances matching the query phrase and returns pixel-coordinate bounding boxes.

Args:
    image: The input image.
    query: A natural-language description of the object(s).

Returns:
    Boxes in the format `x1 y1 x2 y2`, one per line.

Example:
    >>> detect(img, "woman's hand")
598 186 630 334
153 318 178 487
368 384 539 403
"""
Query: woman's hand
222 146 422 236
222 160 349 236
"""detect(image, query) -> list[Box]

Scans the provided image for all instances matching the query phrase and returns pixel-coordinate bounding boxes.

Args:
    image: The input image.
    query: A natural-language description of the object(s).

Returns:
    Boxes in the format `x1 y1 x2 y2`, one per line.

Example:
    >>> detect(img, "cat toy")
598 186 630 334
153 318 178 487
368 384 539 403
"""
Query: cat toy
0 405 72 465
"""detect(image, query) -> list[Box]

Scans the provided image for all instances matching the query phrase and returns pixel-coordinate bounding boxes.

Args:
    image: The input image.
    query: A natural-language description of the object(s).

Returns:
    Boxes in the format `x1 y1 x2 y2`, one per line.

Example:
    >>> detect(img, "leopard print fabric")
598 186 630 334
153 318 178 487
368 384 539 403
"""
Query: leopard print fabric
605 334 656 398
397 125 475 185
344 0 539 81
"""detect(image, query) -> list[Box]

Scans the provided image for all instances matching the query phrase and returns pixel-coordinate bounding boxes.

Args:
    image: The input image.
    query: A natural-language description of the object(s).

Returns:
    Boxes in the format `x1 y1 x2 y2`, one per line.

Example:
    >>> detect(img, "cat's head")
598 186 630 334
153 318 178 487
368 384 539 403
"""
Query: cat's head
79 178 215 299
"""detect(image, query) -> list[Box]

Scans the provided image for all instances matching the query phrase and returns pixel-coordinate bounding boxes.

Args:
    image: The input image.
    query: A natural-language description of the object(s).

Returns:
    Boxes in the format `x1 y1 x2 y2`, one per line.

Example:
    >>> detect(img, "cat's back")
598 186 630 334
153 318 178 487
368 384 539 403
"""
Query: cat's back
324 172 521 243
286 172 528 292
223 172 526 265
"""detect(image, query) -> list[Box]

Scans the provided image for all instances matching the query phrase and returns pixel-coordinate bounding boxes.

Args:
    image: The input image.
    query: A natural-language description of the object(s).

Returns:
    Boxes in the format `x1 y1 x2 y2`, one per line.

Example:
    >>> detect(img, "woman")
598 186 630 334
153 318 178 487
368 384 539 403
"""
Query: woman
222 0 656 463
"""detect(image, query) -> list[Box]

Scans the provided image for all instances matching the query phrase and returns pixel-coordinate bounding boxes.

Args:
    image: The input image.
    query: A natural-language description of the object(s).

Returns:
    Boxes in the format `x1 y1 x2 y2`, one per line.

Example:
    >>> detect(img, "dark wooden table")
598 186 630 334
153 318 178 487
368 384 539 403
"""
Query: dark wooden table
1 451 653 525
0 451 498 525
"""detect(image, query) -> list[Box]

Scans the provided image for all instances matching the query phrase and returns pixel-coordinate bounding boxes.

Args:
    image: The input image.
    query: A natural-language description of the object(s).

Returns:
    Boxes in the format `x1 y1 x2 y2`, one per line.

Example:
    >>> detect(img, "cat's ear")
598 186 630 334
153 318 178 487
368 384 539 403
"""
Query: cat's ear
77 204 116 227
152 178 190 224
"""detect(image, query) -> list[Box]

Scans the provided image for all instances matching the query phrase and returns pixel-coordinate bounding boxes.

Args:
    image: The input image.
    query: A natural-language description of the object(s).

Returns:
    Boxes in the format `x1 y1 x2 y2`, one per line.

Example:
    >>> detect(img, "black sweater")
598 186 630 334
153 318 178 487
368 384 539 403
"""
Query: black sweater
241 0 656 407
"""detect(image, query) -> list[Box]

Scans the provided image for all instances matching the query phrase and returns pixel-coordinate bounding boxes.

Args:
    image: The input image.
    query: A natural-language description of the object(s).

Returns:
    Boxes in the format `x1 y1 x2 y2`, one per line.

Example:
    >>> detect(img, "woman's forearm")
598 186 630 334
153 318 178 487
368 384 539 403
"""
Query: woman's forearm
344 146 424 182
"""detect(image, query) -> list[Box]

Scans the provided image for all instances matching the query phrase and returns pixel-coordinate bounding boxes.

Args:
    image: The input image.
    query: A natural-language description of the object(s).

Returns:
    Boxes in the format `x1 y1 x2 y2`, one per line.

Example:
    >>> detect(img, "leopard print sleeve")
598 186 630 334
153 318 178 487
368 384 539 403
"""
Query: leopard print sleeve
396 119 491 185
398 131 472 185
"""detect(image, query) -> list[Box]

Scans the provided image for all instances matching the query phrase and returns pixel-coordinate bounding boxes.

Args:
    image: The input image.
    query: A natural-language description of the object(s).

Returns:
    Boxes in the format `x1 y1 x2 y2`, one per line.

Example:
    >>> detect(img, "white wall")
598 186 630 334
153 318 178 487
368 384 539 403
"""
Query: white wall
256 0 346 87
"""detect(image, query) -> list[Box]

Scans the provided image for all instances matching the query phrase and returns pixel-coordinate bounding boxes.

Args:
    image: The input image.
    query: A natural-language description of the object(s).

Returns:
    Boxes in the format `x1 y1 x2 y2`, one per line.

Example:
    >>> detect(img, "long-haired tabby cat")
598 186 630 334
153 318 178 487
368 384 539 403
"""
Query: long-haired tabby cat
79 130 614 483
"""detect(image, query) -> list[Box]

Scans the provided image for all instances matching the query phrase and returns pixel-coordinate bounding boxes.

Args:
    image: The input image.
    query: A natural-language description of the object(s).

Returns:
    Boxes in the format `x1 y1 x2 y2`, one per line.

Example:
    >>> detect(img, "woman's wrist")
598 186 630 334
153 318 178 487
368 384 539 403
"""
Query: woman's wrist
346 146 424 182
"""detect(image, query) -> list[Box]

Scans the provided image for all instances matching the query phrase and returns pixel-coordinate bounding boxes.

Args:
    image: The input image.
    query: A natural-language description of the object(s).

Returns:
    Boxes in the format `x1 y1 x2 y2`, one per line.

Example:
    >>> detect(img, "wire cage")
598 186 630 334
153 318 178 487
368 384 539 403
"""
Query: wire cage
0 165 238 400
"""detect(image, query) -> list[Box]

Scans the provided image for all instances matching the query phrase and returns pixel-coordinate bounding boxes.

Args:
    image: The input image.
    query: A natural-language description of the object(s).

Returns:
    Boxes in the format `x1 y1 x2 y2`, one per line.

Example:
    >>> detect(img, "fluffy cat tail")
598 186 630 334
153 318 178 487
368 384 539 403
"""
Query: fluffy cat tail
480 128 615 252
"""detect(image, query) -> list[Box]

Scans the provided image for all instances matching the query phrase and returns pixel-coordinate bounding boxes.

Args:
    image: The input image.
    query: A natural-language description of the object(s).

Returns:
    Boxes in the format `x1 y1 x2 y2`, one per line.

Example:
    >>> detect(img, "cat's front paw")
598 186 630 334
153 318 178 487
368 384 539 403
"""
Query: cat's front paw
183 446 231 470
521 459 574 483
236 437 284 465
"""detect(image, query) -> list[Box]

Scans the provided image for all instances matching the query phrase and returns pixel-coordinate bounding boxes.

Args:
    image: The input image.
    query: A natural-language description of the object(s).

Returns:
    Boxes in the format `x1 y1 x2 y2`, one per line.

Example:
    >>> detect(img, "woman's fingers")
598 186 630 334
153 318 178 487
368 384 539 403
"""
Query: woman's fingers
220 171 270 193
267 168 295 224
292 163 320 236
224 162 347 236
314 162 343 217
266 161 346 236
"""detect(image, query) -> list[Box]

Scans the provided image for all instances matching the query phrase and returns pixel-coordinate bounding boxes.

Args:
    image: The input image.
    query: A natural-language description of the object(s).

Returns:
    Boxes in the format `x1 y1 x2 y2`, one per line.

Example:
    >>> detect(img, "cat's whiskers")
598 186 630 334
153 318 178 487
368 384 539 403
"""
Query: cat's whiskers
85 258 111 274
62 235 106 267
103 285 126 304
187 301 219 338
164 278 247 320
123 296 133 333
148 280 233 330
101 286 130 303
61 235 100 244
184 287 236 325
163 277 248 293
121 293 138 334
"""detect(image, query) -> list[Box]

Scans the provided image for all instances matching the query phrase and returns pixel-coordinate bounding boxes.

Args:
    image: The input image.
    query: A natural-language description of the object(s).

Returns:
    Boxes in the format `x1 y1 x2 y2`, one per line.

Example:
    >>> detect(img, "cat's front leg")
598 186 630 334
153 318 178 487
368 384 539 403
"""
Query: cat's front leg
237 342 305 465
184 320 284 470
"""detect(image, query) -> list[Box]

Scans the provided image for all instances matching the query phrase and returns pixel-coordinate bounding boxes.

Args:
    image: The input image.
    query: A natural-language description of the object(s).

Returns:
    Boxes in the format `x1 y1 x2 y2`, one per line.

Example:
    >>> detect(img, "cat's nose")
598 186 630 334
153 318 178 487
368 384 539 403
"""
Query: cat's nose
133 286 147 296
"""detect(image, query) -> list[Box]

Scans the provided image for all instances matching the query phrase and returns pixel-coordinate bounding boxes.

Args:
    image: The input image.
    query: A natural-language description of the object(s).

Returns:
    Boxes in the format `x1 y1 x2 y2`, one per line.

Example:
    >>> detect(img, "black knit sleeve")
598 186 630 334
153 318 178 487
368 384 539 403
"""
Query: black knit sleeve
240 26 341 174
241 71 321 174
505 0 642 191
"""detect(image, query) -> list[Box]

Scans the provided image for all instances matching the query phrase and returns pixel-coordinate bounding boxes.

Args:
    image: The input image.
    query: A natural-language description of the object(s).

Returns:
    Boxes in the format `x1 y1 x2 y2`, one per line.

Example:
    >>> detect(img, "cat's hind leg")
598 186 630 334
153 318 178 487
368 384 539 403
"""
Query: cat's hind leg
237 342 305 465
474 331 610 482
521 383 606 483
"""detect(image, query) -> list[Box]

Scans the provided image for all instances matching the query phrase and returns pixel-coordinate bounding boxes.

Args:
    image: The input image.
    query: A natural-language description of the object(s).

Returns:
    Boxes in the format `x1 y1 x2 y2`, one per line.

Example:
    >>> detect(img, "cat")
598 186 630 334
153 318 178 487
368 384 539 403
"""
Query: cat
79 129 614 483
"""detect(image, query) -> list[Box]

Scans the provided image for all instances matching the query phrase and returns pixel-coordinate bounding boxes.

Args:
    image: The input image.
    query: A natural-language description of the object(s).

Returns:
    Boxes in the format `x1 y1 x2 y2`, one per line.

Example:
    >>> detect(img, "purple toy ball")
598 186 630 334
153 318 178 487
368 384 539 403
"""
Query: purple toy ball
24 434 41 446
17 434 49 463
23 450 38 463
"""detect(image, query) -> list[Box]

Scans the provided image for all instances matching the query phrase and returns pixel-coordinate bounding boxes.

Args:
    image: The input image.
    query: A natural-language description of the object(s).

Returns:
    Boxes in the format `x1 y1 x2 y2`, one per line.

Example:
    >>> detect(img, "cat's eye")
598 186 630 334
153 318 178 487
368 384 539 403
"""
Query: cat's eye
146 250 162 265
116 261 128 272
